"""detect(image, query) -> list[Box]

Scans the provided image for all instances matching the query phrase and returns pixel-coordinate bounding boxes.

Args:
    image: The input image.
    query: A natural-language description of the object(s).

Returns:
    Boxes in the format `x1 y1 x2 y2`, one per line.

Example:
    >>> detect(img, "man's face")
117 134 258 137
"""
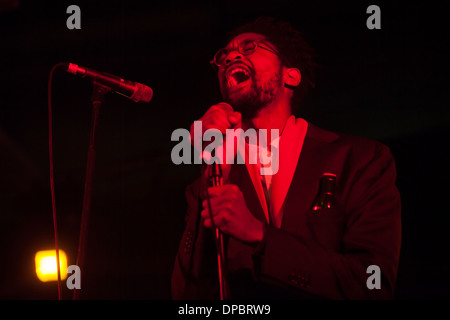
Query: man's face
216 33 284 119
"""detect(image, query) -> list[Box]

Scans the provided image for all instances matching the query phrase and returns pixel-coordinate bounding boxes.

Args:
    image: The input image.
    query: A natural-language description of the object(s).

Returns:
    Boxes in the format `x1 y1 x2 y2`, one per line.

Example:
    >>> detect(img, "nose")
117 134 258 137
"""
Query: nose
224 50 243 66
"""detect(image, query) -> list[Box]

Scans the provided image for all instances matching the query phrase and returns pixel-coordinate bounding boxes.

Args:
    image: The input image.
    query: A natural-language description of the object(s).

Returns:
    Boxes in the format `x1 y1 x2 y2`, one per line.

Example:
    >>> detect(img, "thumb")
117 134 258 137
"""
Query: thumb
228 111 242 127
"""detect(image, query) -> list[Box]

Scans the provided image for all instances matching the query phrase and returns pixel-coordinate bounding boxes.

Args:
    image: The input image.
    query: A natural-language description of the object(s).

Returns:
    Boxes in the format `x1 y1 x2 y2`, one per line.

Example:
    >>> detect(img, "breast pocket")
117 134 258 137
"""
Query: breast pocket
307 206 345 251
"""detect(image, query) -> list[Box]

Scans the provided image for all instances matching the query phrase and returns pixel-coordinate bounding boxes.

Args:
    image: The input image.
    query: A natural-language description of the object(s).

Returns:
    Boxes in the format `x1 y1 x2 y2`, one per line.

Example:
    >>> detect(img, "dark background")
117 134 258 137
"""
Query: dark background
0 0 448 299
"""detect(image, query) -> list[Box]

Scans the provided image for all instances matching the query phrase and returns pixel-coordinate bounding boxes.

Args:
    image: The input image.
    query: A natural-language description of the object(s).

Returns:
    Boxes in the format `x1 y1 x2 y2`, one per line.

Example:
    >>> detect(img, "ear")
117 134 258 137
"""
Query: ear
283 67 301 88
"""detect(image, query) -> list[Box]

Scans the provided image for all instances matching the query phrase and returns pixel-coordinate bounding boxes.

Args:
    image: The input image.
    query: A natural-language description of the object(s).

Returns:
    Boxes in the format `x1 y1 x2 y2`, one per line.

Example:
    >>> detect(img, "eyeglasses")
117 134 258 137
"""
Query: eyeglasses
210 40 279 69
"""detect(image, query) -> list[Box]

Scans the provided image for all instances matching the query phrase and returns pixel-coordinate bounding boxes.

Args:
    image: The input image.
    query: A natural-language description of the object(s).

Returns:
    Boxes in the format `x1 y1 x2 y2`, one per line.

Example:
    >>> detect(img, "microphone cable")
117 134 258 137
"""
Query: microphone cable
47 62 66 300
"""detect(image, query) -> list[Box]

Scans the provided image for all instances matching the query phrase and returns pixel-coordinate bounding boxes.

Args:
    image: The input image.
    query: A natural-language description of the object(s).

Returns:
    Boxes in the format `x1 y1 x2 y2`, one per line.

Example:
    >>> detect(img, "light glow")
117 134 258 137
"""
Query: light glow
35 249 68 282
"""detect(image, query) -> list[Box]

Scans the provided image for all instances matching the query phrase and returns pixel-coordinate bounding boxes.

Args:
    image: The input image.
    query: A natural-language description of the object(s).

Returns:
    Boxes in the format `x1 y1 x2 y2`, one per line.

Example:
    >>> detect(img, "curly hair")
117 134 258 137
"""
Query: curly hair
228 17 318 111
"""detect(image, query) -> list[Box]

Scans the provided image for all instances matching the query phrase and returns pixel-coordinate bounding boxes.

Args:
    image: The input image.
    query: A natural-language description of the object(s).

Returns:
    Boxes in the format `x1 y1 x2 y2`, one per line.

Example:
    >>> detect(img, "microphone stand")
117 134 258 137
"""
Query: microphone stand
73 82 111 300
206 162 229 300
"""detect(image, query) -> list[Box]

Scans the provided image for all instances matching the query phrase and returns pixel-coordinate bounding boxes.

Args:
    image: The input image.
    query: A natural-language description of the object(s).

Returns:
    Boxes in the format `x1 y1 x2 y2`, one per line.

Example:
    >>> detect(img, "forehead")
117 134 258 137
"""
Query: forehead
225 32 268 47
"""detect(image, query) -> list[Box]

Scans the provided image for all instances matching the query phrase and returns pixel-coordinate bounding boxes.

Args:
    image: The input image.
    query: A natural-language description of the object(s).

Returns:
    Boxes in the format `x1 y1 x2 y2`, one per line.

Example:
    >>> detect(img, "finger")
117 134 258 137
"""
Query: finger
203 108 231 125
209 103 238 129
205 186 222 198
207 184 239 198
203 217 213 229
203 124 228 135
214 102 233 113
203 211 227 230
206 104 232 120
201 210 220 230
203 217 221 230
202 114 229 130
202 196 230 210
201 208 211 219
202 112 233 134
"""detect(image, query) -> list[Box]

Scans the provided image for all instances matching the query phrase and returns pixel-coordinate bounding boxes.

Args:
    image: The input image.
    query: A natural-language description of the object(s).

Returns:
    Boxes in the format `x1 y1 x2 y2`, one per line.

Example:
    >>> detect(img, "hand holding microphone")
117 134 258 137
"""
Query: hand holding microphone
195 104 265 245
190 103 242 174
191 102 241 138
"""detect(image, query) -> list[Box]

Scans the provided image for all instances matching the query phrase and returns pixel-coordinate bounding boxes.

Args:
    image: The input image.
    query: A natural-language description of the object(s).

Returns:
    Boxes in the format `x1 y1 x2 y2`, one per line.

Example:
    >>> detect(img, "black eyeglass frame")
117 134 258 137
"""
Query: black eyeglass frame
210 40 280 70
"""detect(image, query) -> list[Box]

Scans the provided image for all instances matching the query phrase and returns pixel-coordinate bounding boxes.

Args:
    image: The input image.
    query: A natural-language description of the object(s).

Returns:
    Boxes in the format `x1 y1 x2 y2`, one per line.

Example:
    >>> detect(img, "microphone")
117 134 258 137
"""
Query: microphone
61 62 153 103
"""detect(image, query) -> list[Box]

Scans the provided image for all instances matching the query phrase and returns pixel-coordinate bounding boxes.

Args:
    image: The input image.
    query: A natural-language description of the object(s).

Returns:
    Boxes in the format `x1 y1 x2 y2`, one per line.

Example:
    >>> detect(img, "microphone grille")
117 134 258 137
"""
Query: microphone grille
66 63 81 74
131 83 153 103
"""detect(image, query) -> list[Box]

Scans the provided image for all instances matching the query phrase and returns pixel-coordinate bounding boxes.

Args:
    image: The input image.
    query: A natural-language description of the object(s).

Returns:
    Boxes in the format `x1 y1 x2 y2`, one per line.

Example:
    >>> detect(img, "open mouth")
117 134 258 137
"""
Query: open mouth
226 66 251 87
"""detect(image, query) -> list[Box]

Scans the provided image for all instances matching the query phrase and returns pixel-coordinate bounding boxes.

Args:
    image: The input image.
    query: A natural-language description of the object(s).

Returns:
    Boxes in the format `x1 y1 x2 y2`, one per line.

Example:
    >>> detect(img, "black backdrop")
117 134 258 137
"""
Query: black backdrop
0 0 449 299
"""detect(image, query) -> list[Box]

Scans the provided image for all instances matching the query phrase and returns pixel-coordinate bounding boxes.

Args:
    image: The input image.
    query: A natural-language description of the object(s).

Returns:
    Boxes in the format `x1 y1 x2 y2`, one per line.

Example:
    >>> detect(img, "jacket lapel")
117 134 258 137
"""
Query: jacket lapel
270 117 308 227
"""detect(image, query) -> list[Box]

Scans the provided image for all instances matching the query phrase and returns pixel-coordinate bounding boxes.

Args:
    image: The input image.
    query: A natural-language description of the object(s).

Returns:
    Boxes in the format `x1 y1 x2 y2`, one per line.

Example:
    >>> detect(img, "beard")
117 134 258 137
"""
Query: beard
222 70 283 119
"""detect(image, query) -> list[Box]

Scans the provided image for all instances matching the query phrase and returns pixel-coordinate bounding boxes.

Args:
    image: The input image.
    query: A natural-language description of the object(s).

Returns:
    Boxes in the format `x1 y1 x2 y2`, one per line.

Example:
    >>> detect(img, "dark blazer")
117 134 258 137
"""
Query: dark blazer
171 123 402 299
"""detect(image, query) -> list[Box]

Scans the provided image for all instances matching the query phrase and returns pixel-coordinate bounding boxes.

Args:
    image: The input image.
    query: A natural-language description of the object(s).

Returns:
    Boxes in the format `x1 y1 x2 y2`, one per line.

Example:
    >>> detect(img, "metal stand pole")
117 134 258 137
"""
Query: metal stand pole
73 82 110 300
207 162 229 300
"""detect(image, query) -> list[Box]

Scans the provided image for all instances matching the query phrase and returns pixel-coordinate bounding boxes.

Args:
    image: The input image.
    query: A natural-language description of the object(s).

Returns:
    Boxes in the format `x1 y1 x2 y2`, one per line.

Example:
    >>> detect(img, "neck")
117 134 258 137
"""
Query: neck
243 99 291 134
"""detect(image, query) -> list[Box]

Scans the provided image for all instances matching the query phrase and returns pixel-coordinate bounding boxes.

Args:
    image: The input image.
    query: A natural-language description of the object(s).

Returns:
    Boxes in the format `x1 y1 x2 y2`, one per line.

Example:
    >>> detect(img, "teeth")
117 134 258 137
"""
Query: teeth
228 77 238 87
229 68 249 76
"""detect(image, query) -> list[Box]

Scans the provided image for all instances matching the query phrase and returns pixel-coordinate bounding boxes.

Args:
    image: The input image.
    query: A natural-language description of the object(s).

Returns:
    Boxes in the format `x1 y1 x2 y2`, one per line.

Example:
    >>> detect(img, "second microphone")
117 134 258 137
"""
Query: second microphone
62 62 153 103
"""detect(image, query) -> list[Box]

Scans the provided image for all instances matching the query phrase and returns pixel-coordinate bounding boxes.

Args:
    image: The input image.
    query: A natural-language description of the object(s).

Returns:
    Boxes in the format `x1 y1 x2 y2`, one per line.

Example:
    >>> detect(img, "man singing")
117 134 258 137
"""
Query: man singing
171 17 401 299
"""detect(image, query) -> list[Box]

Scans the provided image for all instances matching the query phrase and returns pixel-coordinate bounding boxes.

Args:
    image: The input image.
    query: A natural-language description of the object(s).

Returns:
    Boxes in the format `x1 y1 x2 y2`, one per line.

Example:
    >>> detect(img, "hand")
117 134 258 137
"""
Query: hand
190 102 241 141
201 184 264 245
191 103 242 180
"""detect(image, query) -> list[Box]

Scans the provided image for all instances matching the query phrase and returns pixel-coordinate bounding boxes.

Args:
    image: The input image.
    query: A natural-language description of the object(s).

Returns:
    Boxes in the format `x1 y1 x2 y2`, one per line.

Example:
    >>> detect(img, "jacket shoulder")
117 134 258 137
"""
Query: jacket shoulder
306 122 391 156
